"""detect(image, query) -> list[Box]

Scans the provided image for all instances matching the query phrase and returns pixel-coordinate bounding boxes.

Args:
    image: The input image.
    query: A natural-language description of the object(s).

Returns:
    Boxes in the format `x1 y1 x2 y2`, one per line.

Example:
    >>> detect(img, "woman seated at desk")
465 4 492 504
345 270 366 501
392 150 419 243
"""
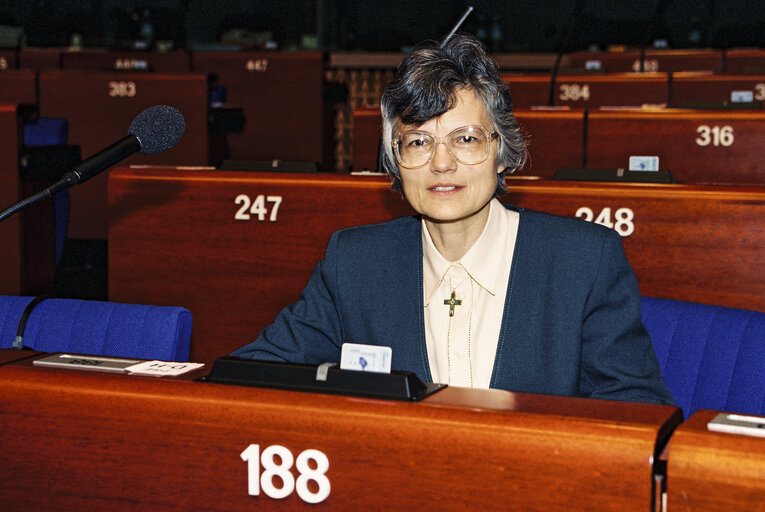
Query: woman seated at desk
233 33 673 406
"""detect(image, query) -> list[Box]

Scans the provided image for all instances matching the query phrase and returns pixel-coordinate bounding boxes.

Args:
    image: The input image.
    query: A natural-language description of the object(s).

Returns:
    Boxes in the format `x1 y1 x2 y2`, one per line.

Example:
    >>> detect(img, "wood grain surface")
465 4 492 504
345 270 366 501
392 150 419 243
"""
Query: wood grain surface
108 168 765 363
666 409 765 511
351 107 587 178
0 352 682 511
670 72 765 107
566 50 723 73
502 72 669 108
587 108 765 185
37 70 209 239
191 51 332 170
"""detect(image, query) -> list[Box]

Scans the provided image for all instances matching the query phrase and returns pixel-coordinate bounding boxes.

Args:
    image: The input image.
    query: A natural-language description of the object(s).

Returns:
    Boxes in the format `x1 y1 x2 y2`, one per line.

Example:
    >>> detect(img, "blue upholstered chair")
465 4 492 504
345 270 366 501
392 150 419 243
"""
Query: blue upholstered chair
0 295 192 361
641 296 765 418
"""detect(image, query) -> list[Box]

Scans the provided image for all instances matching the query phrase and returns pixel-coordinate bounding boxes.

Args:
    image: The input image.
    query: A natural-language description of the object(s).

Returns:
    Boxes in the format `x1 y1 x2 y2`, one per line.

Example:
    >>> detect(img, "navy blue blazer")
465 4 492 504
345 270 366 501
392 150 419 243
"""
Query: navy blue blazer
233 205 674 405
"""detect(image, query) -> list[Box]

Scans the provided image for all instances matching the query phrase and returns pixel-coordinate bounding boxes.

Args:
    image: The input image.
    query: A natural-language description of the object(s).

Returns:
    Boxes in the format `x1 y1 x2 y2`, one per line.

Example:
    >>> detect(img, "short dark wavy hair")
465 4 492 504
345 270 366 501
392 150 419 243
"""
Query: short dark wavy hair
380 33 527 197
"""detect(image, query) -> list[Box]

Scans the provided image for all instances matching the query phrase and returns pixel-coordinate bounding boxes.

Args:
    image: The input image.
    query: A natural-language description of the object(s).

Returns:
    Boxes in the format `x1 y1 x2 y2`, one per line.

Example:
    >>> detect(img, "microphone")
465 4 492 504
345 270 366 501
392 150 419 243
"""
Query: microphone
547 0 587 106
376 7 475 172
59 104 185 187
441 6 474 47
0 105 185 223
638 0 665 72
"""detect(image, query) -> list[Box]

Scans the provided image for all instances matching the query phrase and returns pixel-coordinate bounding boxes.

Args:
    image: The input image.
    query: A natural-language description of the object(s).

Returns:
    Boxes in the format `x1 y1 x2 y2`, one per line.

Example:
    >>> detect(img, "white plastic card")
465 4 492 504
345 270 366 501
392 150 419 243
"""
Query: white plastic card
124 360 205 377
340 343 392 373
628 155 659 171
730 90 754 103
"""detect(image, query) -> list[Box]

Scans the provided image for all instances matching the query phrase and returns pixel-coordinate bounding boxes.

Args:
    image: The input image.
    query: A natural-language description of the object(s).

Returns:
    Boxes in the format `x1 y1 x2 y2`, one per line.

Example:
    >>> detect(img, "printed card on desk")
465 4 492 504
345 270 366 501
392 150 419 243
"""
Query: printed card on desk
125 360 205 377
628 155 659 171
340 343 392 373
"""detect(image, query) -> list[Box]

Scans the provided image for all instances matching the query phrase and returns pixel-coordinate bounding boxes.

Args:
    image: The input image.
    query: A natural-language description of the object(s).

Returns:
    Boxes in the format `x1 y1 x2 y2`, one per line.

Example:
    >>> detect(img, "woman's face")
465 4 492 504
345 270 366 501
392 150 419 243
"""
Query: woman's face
398 88 502 230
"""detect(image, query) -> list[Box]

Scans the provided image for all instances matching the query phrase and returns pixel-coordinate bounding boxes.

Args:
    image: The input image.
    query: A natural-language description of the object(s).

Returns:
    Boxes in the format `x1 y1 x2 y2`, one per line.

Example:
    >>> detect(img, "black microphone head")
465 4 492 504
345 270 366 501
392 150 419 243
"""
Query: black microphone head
128 105 185 155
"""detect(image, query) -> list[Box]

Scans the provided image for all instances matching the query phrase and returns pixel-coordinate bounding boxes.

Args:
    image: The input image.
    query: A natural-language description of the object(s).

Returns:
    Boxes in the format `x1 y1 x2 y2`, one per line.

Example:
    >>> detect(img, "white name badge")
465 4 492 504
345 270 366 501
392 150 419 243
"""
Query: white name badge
628 155 659 171
730 90 754 103
340 343 392 373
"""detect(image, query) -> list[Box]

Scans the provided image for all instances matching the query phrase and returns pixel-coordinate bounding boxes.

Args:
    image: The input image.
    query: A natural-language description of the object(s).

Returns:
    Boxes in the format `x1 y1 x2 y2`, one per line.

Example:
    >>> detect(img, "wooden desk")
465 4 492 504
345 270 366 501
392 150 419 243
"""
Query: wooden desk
670 72 765 107
109 168 764 363
666 409 765 511
17 47 62 71
0 352 682 511
350 107 586 178
0 104 23 294
724 48 765 73
502 73 669 108
109 168 415 363
0 49 16 70
38 70 209 239
567 50 724 73
0 104 55 295
0 69 37 104
351 107 383 172
191 51 332 170
507 179 765 312
515 108 585 177
60 49 191 72
586 108 765 185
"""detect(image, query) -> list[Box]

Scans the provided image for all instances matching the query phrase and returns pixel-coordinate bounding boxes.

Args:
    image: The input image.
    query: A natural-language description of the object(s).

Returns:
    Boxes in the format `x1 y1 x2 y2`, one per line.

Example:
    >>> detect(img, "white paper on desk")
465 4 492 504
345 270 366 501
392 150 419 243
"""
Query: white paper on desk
125 360 205 377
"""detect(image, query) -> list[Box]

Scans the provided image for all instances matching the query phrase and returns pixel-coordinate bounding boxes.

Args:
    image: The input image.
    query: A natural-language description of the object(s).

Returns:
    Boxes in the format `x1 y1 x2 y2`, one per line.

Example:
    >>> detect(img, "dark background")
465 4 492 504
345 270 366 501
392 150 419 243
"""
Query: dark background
0 0 763 52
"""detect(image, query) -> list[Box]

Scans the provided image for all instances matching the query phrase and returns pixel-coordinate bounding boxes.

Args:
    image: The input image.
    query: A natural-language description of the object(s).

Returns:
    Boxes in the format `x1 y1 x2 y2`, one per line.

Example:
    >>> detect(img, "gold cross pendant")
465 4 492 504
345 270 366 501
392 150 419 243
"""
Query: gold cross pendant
443 290 462 317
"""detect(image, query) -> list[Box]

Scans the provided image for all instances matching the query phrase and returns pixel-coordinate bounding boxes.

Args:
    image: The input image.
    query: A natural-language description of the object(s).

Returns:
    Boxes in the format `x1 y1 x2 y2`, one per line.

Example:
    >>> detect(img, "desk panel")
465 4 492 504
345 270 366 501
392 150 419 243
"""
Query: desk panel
507 179 765 312
0 49 16 70
666 409 765 511
0 69 37 104
60 49 191 72
351 107 382 172
502 73 668 108
191 51 331 169
515 108 585 177
350 107 585 178
109 169 764 364
567 50 723 73
587 108 765 185
724 48 765 73
17 47 62 71
109 168 415 363
0 354 682 511
38 71 209 239
670 72 765 107
0 105 22 294
0 104 55 295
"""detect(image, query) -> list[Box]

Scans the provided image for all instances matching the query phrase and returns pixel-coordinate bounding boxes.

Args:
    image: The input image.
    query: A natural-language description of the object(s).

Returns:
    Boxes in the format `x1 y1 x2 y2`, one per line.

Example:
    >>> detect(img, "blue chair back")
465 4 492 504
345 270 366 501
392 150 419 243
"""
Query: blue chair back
0 295 192 361
642 296 765 418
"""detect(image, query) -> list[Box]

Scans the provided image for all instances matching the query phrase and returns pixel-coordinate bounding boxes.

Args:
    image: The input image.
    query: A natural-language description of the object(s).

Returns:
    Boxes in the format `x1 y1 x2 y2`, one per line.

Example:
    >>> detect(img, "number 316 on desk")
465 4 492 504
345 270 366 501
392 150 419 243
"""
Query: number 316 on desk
240 444 331 504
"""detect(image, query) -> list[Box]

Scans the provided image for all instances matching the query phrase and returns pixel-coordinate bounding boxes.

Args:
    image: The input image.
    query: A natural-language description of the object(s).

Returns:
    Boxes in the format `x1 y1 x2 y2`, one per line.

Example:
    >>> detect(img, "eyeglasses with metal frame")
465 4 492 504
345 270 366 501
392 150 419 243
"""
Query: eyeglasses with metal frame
392 125 499 168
